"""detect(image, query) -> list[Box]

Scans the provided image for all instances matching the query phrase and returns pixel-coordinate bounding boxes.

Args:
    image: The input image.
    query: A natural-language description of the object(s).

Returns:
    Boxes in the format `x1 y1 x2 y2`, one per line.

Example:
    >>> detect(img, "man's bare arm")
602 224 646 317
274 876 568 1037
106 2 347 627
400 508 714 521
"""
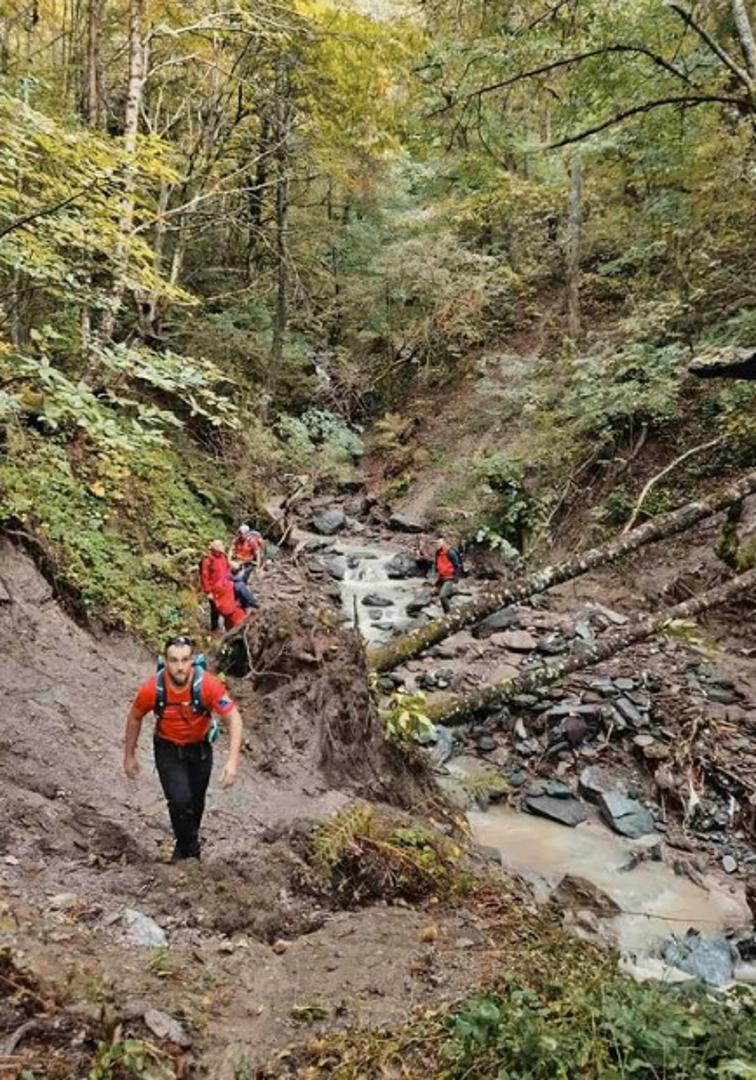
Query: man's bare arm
220 705 242 787
124 707 143 778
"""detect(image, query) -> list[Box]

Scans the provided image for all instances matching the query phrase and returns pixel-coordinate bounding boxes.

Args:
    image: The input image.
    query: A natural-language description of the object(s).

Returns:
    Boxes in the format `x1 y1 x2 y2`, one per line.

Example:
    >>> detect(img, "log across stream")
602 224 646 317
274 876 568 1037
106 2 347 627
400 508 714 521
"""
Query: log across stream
331 535 753 982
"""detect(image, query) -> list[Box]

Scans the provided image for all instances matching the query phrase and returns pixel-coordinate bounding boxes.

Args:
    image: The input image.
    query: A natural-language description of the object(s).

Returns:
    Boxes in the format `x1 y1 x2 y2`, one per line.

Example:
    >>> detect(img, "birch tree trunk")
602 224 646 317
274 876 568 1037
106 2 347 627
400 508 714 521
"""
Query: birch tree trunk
97 0 146 346
731 0 756 83
424 567 756 726
566 152 582 340
368 470 756 672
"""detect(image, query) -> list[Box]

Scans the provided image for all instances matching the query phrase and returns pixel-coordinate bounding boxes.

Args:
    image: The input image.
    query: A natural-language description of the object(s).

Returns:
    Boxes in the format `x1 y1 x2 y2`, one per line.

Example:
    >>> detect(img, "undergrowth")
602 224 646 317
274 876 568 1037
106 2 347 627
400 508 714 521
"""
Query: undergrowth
0 425 229 643
269 980 756 1079
309 803 463 906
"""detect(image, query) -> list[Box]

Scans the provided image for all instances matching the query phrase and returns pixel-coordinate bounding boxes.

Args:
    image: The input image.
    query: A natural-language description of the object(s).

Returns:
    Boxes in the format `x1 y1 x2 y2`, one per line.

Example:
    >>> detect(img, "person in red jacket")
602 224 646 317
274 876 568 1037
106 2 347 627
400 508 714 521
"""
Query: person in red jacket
199 540 230 631
212 573 247 630
124 635 243 861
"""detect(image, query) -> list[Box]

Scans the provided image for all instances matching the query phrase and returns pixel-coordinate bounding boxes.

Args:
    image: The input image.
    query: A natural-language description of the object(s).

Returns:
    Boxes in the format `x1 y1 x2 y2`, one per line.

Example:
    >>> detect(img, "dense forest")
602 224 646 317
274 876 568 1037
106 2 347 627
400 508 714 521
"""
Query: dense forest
1 4 756 1077
2 0 755 639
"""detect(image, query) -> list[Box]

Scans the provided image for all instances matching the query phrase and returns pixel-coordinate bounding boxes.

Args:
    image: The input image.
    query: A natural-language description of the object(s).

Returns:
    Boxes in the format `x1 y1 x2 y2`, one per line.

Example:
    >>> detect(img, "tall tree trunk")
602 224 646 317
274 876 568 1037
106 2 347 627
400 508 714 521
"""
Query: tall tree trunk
424 567 756 726
141 179 171 339
368 470 756 672
565 151 582 340
731 0 756 82
268 55 290 408
246 114 270 280
84 0 104 127
96 0 146 346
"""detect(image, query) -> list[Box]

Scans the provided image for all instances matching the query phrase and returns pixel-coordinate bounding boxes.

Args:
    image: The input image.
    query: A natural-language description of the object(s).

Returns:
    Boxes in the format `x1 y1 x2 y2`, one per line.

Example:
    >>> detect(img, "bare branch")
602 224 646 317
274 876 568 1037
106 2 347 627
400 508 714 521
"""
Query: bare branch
432 43 695 117
0 177 106 243
546 94 747 149
622 437 724 534
668 3 753 90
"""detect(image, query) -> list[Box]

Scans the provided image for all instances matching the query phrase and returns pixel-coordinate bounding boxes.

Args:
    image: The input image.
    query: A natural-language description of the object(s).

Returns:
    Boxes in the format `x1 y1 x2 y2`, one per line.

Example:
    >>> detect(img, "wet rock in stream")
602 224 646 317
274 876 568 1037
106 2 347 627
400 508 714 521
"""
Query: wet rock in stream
660 933 738 986
524 794 589 827
598 792 656 839
311 509 347 535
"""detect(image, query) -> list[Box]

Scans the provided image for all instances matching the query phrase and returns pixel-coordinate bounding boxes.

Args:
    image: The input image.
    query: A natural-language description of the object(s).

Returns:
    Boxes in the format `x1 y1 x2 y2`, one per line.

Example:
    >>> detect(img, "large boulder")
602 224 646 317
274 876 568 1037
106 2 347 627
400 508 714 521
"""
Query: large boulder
551 874 621 916
386 553 423 579
311 509 347 536
660 933 738 986
389 511 426 534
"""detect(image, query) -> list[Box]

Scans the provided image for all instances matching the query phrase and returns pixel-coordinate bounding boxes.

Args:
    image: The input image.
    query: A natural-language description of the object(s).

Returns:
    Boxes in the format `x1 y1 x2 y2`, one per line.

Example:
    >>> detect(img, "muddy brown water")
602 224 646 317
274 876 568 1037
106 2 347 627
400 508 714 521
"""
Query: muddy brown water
469 806 749 957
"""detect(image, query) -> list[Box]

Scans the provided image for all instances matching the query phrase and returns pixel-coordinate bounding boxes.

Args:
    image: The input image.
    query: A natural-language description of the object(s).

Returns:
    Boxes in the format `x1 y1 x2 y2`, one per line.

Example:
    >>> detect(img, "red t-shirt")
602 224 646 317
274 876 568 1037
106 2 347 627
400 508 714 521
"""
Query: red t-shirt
232 535 262 563
132 669 235 745
435 549 455 580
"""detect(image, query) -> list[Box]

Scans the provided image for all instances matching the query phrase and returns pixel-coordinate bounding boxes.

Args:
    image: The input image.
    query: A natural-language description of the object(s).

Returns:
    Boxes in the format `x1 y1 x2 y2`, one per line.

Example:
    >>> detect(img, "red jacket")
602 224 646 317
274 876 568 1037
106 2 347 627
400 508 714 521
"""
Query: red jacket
213 576 246 627
435 548 455 581
200 550 230 594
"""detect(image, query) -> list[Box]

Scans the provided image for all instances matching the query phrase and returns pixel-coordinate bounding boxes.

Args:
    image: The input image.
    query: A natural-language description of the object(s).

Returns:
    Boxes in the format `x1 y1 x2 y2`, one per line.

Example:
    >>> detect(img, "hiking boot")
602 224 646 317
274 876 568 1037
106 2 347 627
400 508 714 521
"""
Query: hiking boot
170 844 201 863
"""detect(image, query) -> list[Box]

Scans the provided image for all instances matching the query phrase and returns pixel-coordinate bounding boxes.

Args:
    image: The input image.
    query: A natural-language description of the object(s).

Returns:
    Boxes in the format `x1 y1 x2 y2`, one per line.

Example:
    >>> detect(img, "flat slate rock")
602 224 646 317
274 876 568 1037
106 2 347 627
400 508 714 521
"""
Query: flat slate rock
490 629 537 652
524 794 589 827
579 766 621 802
473 607 519 639
599 791 656 838
388 512 425 533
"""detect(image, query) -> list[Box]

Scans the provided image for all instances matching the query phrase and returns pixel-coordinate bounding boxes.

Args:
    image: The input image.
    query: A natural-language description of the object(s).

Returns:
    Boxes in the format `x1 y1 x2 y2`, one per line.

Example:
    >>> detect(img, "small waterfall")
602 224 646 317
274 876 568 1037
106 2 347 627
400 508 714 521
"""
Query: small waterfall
335 544 425 644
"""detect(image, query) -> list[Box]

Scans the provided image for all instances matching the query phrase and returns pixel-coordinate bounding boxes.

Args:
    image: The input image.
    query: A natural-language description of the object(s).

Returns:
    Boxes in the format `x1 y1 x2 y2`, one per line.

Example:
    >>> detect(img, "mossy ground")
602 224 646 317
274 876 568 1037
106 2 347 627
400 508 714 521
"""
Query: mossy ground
0 426 232 644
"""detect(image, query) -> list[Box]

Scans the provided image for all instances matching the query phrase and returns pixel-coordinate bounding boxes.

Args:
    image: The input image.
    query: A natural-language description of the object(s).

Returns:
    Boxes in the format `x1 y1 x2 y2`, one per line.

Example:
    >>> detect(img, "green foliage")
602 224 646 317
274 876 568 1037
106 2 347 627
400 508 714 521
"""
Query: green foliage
88 1037 172 1080
383 688 435 745
438 983 756 1078
275 407 363 482
471 452 533 551
311 802 460 905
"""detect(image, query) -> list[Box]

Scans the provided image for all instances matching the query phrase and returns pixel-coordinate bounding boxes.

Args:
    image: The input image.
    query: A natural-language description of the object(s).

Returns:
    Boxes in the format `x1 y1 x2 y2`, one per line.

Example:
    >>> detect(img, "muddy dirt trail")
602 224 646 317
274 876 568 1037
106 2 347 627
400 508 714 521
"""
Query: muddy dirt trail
1 488 755 1076
0 540 501 1076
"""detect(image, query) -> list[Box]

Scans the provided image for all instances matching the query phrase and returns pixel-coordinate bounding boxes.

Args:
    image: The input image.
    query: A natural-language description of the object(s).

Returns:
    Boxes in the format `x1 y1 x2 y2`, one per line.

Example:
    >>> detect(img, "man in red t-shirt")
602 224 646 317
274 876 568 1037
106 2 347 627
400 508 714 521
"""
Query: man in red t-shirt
124 636 243 861
433 537 459 614
230 525 264 575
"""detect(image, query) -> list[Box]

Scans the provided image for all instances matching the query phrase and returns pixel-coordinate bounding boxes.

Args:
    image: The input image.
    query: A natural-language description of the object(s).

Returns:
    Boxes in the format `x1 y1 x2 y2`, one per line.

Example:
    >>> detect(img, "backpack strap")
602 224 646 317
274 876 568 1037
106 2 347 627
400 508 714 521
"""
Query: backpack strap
155 667 167 718
190 664 206 715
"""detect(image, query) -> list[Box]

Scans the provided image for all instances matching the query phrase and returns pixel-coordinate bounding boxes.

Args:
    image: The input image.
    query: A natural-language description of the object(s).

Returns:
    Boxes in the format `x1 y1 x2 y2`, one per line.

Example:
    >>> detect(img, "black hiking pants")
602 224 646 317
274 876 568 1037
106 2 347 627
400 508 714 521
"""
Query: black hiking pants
208 597 220 631
154 737 212 859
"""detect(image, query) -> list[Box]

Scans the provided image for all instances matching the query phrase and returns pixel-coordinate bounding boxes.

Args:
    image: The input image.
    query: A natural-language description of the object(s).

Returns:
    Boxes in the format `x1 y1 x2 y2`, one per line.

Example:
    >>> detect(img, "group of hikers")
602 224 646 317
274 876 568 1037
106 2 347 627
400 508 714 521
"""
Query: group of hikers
199 524 266 633
122 523 266 862
123 525 466 865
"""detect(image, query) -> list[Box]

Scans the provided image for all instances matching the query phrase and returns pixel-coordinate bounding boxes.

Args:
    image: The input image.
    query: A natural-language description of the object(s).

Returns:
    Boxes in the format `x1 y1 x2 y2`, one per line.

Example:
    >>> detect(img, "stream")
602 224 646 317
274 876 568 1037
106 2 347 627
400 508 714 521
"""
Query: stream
325 531 752 981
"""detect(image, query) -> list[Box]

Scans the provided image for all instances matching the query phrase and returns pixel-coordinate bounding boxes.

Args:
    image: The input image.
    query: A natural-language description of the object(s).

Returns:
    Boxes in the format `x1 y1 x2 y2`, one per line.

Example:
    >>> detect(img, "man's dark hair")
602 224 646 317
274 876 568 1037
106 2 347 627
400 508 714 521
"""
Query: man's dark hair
164 634 193 654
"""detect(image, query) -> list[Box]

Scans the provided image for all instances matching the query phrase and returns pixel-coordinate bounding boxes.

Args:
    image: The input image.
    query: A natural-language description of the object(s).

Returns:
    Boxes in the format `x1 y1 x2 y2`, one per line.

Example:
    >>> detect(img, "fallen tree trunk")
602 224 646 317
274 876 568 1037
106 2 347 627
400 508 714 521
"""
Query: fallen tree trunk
368 470 756 673
424 567 756 727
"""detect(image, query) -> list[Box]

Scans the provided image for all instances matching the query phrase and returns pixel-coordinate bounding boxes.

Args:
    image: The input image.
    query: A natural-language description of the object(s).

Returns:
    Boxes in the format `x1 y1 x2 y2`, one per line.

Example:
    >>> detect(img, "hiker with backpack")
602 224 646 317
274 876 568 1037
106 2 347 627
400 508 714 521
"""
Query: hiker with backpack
433 536 464 614
230 524 265 577
124 636 243 862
